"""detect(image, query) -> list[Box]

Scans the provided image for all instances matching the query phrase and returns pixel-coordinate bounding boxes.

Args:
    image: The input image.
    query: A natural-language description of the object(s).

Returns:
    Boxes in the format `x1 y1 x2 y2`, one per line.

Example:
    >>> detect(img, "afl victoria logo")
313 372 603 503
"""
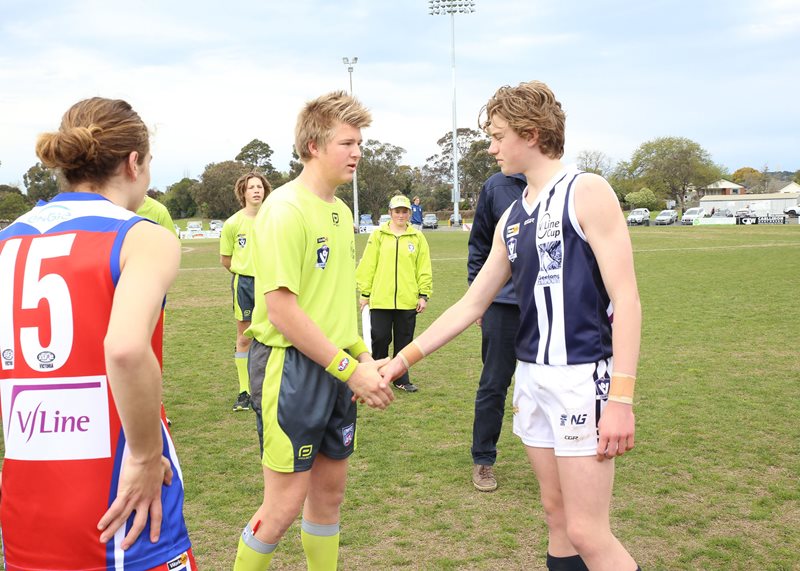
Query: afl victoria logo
37 351 56 363
2 349 13 361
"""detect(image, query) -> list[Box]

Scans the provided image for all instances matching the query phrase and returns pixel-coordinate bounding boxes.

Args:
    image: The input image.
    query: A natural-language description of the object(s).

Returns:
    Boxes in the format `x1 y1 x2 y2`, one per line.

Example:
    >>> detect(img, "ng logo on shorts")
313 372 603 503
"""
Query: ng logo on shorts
298 444 313 459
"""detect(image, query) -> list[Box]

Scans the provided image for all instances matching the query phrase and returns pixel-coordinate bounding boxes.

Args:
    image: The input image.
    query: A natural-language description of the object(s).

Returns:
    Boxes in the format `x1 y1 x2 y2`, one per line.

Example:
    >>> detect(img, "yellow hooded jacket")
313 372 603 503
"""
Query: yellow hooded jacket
356 222 433 310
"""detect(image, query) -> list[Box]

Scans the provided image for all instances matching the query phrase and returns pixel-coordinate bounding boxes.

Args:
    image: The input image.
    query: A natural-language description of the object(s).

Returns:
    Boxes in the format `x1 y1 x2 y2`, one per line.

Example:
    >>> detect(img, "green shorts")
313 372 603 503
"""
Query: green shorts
248 340 357 472
231 274 255 321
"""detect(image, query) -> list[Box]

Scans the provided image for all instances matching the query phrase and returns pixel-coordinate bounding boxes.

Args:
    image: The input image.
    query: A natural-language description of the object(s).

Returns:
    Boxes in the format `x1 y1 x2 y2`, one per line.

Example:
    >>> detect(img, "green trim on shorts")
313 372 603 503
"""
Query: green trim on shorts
261 347 295 472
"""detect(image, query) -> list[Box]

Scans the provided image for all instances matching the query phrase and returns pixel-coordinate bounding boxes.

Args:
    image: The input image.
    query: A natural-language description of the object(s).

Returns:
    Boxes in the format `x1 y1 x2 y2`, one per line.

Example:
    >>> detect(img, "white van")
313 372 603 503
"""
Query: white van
681 207 706 225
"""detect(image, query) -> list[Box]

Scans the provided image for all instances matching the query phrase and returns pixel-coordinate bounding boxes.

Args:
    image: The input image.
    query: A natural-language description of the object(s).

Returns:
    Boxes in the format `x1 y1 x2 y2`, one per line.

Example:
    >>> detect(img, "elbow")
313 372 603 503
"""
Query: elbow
104 335 151 371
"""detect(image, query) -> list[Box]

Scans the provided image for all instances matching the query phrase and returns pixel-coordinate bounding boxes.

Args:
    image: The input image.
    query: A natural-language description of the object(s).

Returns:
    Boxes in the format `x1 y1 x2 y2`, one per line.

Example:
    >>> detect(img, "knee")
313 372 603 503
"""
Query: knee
564 519 601 555
237 334 252 351
540 494 567 534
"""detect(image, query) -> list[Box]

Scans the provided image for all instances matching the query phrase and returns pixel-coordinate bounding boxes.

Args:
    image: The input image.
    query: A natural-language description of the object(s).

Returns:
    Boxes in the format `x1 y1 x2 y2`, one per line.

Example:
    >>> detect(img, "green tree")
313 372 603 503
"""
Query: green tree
0 192 32 220
191 161 249 219
624 187 660 210
339 139 407 222
235 139 276 173
628 137 722 212
163 177 198 219
0 184 23 195
460 138 500 206
794 170 800 184
23 163 60 202
426 128 491 206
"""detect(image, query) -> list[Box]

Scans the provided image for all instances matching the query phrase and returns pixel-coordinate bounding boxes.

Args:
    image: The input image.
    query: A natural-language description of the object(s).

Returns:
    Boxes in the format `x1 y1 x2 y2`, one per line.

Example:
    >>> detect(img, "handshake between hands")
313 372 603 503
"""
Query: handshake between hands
347 356 408 410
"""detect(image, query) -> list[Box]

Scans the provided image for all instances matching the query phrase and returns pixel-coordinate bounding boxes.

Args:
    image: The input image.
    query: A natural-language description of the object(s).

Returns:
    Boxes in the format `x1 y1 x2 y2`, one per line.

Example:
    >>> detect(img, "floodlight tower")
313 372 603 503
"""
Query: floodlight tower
342 56 360 229
428 0 475 224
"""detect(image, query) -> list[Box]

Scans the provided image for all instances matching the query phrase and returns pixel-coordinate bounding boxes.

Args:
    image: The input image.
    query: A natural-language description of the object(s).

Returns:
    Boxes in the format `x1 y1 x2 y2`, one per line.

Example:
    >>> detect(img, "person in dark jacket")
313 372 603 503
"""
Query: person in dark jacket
468 171 526 492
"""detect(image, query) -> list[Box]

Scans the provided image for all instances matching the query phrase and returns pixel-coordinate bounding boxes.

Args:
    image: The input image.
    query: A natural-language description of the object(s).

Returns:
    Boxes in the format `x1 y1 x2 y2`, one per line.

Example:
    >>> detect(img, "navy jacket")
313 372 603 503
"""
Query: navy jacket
467 172 527 304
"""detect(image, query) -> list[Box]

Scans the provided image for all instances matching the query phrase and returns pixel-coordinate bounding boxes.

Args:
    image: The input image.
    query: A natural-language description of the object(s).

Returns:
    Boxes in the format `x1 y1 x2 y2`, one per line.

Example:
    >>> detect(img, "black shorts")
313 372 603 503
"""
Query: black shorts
248 340 357 472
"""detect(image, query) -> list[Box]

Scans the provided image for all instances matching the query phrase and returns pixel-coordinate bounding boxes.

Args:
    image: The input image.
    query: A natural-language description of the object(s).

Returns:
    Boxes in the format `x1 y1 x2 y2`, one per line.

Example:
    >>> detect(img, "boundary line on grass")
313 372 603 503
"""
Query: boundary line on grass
178 242 800 271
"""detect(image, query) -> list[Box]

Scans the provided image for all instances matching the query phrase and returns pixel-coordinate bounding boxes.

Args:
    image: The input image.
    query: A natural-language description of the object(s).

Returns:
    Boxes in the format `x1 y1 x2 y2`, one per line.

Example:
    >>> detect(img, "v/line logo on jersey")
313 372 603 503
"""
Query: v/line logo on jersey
2 376 111 461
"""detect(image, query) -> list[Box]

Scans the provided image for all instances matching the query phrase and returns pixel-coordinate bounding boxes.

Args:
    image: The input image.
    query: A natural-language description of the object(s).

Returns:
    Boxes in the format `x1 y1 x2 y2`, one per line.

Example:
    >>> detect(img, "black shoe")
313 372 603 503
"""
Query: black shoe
232 391 251 411
393 381 418 392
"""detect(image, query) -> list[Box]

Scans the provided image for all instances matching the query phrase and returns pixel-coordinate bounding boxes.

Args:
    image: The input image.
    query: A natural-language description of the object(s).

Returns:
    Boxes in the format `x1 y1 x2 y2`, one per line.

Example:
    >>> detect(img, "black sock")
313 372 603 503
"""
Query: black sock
546 553 590 571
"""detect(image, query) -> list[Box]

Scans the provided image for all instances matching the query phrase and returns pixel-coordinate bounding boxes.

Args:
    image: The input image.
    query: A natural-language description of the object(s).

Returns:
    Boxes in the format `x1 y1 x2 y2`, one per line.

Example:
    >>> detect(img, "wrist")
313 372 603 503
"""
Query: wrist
325 349 358 382
398 340 426 370
608 372 635 405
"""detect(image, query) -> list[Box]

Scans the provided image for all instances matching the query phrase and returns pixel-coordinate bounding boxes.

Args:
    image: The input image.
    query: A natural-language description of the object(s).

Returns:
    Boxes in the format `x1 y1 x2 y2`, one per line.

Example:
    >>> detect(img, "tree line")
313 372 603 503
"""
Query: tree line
2 137 799 223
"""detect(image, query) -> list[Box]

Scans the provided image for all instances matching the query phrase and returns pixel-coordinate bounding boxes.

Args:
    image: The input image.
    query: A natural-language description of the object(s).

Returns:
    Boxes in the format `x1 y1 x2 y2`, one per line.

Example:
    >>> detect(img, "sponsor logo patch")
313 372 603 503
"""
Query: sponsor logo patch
298 444 313 459
1 375 111 461
237 234 247 248
337 357 350 372
506 223 520 237
342 423 355 447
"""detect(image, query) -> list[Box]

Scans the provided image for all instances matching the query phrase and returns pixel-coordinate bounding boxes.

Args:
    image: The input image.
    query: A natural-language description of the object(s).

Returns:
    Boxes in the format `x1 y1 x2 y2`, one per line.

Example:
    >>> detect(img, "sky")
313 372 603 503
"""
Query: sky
1 0 798 191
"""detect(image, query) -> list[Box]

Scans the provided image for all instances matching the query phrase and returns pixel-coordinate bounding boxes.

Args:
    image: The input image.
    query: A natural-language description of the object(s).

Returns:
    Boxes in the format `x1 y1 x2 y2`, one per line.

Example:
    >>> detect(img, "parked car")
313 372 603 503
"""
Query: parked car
379 214 391 225
681 207 706 225
711 208 733 218
449 213 463 226
627 208 650 226
735 207 755 218
784 204 800 217
185 220 203 233
422 213 439 229
359 213 374 226
654 209 678 225
209 219 223 231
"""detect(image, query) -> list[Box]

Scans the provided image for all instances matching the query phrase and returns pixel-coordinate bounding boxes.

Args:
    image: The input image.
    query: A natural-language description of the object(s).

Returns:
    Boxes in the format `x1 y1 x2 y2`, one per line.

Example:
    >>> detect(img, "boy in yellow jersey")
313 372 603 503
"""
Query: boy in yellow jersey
234 91 394 571
220 172 271 414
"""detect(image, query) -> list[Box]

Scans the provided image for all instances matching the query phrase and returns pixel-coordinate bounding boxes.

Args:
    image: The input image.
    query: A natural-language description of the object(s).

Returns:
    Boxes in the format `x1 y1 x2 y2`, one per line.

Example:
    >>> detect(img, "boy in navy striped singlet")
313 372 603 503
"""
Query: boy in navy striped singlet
381 81 642 571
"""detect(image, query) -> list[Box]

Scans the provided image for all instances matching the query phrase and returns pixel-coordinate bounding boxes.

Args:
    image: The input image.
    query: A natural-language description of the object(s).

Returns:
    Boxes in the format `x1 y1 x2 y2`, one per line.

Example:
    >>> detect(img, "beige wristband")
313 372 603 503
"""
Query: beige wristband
608 372 636 404
398 340 426 370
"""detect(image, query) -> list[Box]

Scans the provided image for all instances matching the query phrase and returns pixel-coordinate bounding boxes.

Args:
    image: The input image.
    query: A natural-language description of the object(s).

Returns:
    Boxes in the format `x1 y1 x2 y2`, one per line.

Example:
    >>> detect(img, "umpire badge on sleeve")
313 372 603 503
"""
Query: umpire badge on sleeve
342 423 355 447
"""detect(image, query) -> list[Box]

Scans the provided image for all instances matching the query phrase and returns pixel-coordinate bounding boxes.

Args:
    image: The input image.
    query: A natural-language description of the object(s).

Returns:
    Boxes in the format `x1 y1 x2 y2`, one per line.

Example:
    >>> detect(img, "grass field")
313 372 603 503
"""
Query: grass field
3 224 798 569
158 223 800 570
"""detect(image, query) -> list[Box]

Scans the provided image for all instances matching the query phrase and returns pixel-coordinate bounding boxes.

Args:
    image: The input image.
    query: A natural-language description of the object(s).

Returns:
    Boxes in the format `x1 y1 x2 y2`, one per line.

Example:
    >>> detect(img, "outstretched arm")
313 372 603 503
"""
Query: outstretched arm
382 223 512 383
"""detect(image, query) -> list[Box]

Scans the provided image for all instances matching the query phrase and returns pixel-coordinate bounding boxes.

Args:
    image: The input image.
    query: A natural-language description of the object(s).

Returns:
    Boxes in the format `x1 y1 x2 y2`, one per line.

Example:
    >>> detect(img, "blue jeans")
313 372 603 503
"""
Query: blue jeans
471 302 520 466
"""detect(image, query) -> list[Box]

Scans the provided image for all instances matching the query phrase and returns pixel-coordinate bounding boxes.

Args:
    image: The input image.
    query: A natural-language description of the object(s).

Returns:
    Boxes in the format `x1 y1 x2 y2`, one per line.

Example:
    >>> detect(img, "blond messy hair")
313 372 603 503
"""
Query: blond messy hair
479 81 566 159
294 90 372 162
233 171 271 208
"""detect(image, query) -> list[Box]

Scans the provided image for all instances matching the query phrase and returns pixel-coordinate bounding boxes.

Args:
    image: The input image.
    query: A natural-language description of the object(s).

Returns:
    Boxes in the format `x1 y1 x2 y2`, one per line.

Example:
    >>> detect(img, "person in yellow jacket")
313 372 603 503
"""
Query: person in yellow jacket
356 194 433 392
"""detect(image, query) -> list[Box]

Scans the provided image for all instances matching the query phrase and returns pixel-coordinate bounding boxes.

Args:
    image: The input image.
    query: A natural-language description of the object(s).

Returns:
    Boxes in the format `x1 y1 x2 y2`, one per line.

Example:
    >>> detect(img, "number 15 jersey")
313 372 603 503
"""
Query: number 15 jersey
0 193 191 571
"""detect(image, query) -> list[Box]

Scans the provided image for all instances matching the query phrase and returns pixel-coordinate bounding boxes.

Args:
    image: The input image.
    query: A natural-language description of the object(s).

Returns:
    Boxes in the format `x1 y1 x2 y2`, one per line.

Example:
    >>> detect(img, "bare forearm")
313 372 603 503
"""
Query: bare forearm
105 345 163 460
610 297 641 376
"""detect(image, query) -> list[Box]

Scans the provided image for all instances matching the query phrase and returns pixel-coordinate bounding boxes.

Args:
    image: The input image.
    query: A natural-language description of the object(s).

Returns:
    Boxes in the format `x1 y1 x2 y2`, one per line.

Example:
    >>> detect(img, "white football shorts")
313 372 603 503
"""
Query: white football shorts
512 358 612 457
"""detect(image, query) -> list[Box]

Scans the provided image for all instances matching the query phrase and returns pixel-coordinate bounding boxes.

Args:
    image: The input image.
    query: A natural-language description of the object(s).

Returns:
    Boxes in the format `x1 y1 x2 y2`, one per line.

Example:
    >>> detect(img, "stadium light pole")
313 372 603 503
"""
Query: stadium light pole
428 0 475 225
342 56 360 229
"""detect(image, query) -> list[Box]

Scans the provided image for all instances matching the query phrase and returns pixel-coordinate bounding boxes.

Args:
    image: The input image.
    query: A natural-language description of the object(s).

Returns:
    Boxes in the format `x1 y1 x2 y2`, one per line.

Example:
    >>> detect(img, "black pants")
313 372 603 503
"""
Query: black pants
370 308 417 386
471 302 520 465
